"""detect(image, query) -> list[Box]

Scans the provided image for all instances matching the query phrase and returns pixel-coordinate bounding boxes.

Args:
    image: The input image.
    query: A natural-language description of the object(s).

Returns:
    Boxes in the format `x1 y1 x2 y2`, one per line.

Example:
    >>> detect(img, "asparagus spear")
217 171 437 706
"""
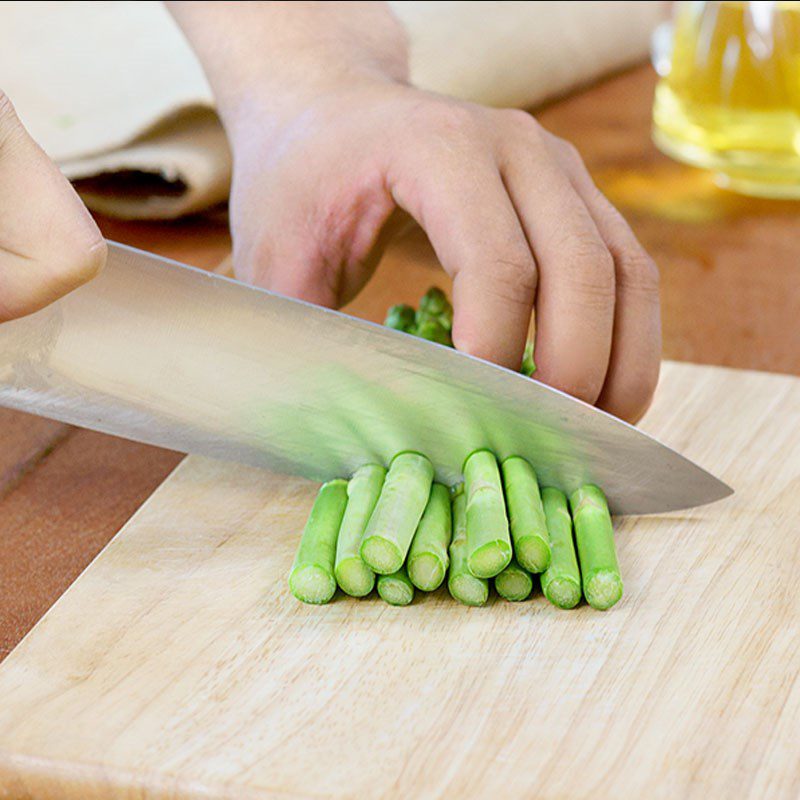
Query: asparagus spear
384 303 416 333
464 450 512 578
501 456 551 573
377 565 415 606
361 452 434 574
288 479 348 604
494 558 534 601
407 482 452 591
540 487 581 609
414 317 453 346
448 485 489 606
418 286 453 331
569 484 623 610
521 340 536 376
334 463 385 597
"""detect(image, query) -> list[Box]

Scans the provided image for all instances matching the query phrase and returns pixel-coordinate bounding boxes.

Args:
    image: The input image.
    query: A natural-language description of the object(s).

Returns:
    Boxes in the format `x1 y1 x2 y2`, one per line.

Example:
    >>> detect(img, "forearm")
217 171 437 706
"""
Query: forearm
167 1 409 126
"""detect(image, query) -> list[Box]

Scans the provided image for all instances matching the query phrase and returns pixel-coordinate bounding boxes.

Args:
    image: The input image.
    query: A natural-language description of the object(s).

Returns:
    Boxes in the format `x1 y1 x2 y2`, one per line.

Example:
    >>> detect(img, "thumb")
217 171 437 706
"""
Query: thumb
0 91 106 322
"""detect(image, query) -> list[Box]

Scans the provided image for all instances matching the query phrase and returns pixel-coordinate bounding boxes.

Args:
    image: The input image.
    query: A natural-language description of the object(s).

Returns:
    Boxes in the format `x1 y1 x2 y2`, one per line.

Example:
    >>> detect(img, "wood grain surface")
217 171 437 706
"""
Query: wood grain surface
0 361 797 799
1 64 799 661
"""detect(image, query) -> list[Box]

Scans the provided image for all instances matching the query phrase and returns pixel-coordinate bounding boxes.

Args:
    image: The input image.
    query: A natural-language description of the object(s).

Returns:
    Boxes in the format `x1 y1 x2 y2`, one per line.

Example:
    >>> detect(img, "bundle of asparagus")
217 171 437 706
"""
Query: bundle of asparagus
287 288 622 611
288 451 622 611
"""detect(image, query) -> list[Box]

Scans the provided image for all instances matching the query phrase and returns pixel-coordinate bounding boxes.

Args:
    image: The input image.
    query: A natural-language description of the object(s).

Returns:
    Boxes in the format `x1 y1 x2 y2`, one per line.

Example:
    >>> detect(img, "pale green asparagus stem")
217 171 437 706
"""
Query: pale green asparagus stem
540 487 581 609
464 450 512 578
377 565 415 606
289 479 348 604
494 558 533 601
570 485 623 610
448 485 489 606
334 463 385 597
501 456 551 573
361 452 434 574
407 482 452 591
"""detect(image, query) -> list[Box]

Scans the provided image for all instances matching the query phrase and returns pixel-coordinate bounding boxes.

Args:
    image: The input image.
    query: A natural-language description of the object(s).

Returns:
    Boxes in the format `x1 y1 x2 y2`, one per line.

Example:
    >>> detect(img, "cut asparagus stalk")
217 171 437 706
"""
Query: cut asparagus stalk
361 452 434 574
464 450 512 578
540 487 581 609
377 565 415 606
501 456 551 573
448 485 489 606
494 558 533 601
384 303 416 332
288 479 348 604
334 463 386 597
570 484 623 610
407 482 452 591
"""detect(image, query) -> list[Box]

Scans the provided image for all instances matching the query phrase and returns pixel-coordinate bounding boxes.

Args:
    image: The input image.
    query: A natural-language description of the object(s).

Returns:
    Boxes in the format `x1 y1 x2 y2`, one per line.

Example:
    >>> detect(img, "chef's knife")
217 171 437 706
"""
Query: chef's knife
0 242 731 514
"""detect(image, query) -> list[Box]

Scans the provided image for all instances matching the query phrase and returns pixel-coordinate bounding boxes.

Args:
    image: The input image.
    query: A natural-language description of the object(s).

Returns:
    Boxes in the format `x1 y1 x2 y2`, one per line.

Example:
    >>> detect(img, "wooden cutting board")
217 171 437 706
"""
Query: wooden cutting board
0 361 797 800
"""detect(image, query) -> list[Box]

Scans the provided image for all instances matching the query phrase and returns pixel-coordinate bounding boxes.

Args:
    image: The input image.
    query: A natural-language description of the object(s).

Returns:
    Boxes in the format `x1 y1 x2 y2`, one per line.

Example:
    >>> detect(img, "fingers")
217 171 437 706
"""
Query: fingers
498 114 616 405
0 92 106 322
548 136 661 422
390 141 535 369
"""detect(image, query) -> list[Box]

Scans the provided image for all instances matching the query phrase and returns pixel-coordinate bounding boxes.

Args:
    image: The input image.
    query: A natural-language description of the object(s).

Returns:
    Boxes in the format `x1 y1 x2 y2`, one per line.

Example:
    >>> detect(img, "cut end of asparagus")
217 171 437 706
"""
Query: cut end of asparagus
360 535 403 575
289 565 337 605
448 574 489 607
495 568 533 602
516 535 551 573
407 552 446 592
584 570 623 611
467 540 512 579
542 576 581 609
377 573 415 606
334 558 375 598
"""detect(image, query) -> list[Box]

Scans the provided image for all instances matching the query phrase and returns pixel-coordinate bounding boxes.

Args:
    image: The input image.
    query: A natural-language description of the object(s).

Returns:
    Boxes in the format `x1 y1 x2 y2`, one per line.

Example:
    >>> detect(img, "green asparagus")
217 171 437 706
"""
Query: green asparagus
448 485 489 606
521 340 536 376
361 452 434 574
540 487 581 609
464 450 512 578
501 456 551 573
418 286 453 331
288 479 348 604
377 565 415 606
570 484 623 610
494 558 534 601
384 303 416 333
407 482 452 591
334 463 385 597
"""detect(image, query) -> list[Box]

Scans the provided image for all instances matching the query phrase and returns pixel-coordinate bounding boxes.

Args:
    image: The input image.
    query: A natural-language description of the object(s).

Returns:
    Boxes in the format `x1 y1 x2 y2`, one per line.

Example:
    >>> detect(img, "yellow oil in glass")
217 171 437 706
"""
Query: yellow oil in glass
653 1 800 197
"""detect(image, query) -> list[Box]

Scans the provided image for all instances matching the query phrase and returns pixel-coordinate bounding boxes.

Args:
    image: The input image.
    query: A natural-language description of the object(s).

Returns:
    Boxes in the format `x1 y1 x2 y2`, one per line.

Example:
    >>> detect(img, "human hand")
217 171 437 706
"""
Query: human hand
170 1 661 423
0 91 106 322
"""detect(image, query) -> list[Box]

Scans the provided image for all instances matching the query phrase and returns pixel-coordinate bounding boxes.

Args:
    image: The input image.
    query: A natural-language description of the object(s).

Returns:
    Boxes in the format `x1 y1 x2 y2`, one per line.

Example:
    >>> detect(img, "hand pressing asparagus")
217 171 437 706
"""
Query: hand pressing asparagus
289 453 622 610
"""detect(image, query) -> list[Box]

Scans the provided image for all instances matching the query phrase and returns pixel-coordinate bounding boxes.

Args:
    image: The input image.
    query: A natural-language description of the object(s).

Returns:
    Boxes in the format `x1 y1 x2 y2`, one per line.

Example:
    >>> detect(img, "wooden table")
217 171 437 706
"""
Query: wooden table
1 64 798 661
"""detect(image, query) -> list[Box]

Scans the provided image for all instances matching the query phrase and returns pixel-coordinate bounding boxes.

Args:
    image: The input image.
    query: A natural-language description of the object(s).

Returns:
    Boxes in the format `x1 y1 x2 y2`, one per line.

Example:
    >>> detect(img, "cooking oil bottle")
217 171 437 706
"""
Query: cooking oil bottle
652 1 800 197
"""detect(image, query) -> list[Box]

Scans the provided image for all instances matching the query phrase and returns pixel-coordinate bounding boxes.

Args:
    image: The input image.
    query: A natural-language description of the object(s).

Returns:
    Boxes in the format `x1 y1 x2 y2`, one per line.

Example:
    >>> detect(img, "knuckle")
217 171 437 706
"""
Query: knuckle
489 254 538 299
560 236 616 299
502 108 546 141
617 250 660 296
425 102 479 139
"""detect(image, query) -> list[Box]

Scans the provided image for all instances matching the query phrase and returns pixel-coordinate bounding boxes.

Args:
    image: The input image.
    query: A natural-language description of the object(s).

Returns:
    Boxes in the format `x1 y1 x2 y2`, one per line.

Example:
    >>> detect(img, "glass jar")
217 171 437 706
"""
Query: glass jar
652 1 800 198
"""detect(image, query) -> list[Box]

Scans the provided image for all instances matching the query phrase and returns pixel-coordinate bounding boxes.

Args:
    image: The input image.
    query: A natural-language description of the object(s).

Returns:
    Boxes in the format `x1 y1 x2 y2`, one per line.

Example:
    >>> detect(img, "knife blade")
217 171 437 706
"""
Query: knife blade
0 241 731 515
